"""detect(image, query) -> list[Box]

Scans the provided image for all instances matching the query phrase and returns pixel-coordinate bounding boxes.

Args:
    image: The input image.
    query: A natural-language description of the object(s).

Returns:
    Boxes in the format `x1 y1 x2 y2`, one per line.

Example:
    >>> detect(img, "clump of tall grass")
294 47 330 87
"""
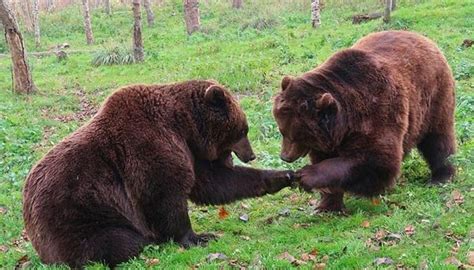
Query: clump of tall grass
91 45 135 66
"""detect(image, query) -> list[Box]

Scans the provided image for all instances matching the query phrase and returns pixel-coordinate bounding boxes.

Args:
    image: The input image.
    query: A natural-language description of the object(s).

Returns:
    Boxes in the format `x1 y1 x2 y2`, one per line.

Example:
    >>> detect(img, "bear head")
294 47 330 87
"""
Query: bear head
272 75 345 162
194 84 256 167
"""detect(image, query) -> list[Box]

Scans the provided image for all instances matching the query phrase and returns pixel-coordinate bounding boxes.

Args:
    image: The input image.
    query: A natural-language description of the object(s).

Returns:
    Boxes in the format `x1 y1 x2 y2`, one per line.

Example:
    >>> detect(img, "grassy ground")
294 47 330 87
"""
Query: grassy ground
0 0 473 268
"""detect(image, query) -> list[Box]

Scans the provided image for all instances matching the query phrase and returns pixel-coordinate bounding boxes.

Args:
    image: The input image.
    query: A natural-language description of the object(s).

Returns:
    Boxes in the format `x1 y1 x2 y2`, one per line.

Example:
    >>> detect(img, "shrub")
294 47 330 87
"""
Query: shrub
91 45 135 66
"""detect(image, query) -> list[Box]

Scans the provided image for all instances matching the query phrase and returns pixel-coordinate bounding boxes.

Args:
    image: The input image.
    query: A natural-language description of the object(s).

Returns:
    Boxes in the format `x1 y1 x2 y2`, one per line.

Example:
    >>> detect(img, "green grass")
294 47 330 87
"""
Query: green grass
0 0 473 268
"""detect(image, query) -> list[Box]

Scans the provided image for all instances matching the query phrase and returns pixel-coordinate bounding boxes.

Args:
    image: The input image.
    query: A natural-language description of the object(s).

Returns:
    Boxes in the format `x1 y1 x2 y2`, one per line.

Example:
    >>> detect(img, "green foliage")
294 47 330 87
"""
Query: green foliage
91 45 135 66
0 0 473 269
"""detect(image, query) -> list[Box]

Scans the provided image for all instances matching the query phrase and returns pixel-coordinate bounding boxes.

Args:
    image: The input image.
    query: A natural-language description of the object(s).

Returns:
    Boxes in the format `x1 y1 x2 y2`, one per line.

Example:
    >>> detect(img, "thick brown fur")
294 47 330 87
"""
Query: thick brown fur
23 80 294 268
273 31 456 211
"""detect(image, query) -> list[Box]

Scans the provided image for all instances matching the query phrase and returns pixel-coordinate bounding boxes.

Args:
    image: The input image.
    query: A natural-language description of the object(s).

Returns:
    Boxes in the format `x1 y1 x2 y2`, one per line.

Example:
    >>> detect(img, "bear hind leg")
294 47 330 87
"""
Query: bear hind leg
417 132 455 185
75 227 149 268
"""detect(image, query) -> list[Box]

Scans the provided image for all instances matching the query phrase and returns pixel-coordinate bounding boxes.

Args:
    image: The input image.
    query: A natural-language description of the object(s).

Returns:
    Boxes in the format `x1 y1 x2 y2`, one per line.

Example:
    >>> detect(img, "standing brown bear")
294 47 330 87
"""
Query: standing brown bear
273 31 455 212
23 80 294 268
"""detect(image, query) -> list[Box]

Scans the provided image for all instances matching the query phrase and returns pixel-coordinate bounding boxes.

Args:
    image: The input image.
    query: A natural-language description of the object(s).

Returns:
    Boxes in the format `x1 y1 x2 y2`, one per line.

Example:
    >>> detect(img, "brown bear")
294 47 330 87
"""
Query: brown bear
23 80 295 268
273 31 455 212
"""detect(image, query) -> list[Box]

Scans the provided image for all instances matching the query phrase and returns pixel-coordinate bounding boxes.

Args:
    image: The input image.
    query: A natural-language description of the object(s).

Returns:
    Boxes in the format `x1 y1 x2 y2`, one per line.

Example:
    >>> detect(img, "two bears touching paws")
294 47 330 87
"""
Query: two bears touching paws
23 31 456 268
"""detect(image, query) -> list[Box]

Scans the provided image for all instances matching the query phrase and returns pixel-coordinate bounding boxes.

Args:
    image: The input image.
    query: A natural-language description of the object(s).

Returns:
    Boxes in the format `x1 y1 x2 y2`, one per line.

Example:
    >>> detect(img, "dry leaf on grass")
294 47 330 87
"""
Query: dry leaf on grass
308 199 319 206
467 251 474 266
146 258 160 266
374 257 394 266
207 253 227 262
14 255 29 270
0 206 7 215
404 225 415 236
239 213 249 222
218 206 229 219
277 251 306 266
371 198 381 205
0 245 8 253
445 256 462 267
361 220 370 228
446 190 464 208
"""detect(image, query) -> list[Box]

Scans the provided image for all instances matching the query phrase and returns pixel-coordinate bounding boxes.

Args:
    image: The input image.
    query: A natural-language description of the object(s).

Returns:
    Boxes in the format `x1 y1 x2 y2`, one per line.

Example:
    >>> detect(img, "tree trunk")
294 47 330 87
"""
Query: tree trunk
32 0 40 48
142 0 154 26
46 0 54 12
104 0 111 14
232 0 242 9
383 0 392 23
311 0 321 28
183 0 200 35
132 0 144 62
18 0 34 33
81 0 94 45
0 1 36 94
391 0 396 10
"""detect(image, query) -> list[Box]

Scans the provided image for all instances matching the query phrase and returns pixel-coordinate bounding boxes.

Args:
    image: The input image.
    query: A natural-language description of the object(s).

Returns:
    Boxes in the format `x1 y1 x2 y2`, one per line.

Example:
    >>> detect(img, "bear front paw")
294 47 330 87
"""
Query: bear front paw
179 231 217 248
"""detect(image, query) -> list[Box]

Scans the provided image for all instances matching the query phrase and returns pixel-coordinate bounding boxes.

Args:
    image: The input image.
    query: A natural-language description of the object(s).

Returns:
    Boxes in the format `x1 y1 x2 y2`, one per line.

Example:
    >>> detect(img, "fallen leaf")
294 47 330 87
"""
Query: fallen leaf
239 214 249 222
240 235 250 241
462 39 474 48
386 233 402 241
0 245 8 253
207 253 227 262
146 258 160 266
371 198 381 205
321 255 329 263
361 220 370 228
309 249 318 256
240 203 250 210
293 223 311 229
14 255 29 270
445 256 462 266
374 257 394 266
468 251 474 266
447 190 464 208
404 225 415 236
375 229 387 240
314 263 326 269
419 259 429 270
0 206 7 215
289 193 300 203
308 199 318 206
218 206 229 219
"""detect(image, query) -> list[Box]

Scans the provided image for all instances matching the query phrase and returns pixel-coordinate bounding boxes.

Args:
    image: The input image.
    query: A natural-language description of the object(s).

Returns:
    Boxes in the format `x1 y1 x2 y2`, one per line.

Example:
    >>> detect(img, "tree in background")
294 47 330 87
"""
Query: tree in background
0 0 36 94
183 0 200 35
46 0 54 12
132 0 144 62
143 0 155 26
383 0 392 23
104 0 111 15
81 0 94 44
32 0 40 48
232 0 242 9
311 0 321 28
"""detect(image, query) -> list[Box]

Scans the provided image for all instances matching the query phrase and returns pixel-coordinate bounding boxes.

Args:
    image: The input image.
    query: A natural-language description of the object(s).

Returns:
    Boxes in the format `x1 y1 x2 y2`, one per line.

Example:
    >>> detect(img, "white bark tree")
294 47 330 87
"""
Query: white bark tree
142 0 154 26
132 0 144 62
104 0 111 14
81 0 94 45
0 0 36 94
32 0 40 48
183 0 200 35
311 0 320 28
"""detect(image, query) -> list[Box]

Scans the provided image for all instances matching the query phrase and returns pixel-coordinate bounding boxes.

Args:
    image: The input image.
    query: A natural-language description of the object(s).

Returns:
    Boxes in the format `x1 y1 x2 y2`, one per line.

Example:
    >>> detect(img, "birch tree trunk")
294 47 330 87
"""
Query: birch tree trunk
232 0 242 9
183 0 200 35
104 0 111 14
142 0 154 26
132 0 144 62
81 0 94 45
46 0 54 12
32 0 40 48
383 0 392 23
0 0 36 94
311 0 320 28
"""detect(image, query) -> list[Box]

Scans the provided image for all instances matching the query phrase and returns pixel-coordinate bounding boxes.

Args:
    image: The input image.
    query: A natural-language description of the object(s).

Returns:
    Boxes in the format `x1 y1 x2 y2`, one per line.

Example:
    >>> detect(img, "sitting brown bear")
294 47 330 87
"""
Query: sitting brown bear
273 31 455 212
23 80 294 268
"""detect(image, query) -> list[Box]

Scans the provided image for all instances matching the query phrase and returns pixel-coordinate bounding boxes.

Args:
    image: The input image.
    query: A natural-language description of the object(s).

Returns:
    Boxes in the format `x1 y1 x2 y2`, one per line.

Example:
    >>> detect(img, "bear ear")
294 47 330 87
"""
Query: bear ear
281 76 294 91
316 93 337 111
205 85 227 106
